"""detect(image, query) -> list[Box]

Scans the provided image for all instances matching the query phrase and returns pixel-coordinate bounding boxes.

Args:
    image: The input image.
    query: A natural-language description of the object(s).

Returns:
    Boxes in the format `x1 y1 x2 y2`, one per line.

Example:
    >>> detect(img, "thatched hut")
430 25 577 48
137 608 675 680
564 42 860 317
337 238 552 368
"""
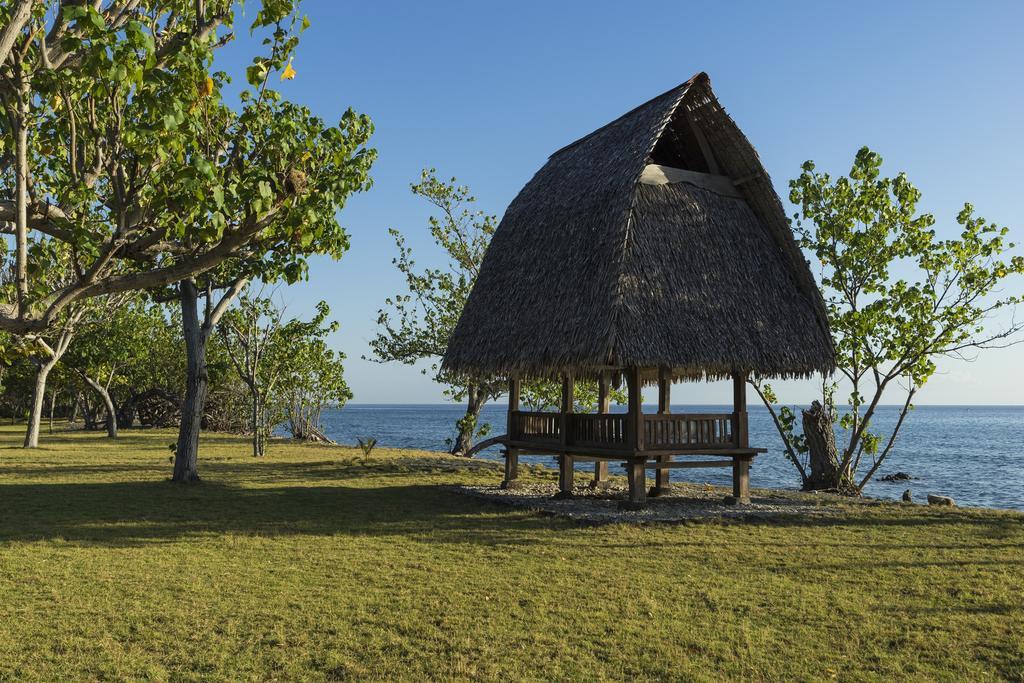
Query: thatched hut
442 72 834 508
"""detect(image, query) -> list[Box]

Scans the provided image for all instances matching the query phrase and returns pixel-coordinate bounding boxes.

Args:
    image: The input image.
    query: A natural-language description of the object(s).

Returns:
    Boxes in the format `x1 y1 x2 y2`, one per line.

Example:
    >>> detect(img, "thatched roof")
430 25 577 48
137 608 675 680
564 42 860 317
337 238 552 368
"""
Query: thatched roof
442 72 834 382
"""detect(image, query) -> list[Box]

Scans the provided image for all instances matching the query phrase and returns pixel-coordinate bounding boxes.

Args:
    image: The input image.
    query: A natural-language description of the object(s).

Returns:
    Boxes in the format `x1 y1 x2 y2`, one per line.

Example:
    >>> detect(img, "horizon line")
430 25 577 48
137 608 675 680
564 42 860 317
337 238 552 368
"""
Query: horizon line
342 402 1024 408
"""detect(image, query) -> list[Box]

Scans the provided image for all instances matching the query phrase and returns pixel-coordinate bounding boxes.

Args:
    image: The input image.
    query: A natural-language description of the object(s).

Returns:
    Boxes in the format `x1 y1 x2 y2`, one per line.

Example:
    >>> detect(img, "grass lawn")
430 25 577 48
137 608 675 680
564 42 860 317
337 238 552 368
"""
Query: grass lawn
0 425 1022 681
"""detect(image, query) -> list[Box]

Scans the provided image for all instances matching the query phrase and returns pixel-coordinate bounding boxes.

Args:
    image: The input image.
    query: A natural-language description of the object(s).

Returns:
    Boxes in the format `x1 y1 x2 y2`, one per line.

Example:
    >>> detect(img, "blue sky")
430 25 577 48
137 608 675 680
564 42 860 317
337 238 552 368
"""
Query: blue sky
216 0 1023 405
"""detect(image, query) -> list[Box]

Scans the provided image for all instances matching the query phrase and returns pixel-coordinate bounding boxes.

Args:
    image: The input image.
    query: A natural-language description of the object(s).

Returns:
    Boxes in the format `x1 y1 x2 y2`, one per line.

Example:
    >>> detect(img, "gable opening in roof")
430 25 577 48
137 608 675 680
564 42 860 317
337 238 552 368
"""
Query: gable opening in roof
648 104 718 174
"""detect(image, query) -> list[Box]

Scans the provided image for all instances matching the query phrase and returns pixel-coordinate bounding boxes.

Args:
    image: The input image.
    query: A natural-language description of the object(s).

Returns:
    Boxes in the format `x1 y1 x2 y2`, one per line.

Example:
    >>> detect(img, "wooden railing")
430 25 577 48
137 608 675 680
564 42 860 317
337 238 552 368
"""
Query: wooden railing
643 413 734 450
510 411 737 451
570 414 627 447
510 411 560 442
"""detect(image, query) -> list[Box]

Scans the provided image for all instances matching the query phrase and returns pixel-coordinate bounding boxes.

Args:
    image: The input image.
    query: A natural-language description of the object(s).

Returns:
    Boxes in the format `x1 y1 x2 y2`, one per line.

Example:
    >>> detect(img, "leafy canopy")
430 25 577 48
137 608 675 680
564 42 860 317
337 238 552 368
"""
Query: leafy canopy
0 1 375 333
757 147 1023 491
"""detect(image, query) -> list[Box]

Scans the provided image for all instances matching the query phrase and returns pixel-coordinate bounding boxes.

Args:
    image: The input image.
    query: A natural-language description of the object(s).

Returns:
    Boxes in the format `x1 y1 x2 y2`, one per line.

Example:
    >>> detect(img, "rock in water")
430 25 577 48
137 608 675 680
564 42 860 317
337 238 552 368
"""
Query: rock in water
881 471 913 482
927 494 955 507
902 489 912 503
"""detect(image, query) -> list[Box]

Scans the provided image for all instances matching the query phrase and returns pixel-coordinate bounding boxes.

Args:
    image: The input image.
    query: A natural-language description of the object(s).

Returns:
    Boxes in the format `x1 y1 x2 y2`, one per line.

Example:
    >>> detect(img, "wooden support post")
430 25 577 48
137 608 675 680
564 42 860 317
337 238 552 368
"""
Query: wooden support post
507 376 520 438
560 373 574 447
592 370 612 490
657 367 671 415
626 367 643 452
557 454 575 498
555 374 574 498
592 460 609 490
598 371 611 414
732 371 748 448
725 371 751 504
501 448 520 489
502 377 522 490
621 458 647 510
725 456 751 505
651 366 672 497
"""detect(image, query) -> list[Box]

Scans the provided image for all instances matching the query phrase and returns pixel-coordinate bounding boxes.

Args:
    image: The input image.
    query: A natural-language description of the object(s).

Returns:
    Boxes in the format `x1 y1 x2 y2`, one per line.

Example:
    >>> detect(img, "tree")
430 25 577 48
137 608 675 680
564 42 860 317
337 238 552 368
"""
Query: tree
0 1 239 333
218 289 283 456
63 296 163 438
756 147 1024 493
370 170 503 456
154 6 372 481
172 276 247 480
219 292 341 455
519 379 625 413
9 243 102 447
280 319 351 443
0 2 373 477
17 303 83 447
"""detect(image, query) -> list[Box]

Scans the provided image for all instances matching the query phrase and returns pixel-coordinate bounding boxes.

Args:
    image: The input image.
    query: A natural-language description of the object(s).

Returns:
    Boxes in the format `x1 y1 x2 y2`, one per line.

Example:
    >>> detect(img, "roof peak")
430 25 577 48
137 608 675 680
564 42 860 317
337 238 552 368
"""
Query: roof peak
548 72 709 160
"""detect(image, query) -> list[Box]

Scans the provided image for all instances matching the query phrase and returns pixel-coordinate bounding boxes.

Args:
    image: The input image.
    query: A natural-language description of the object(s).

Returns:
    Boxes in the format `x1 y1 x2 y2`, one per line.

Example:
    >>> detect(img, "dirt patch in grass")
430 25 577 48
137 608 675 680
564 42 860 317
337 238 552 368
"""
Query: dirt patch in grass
452 481 853 523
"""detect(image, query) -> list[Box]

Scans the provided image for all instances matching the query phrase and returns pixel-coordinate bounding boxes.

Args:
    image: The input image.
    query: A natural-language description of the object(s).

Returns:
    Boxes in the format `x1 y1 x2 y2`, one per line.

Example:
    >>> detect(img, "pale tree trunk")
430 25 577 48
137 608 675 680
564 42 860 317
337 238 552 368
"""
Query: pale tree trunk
24 361 55 448
13 68 29 315
172 277 247 482
0 2 35 69
219 299 282 457
250 389 265 457
451 385 486 457
24 317 81 448
801 400 845 491
80 374 118 438
0 1 35 70
68 390 79 424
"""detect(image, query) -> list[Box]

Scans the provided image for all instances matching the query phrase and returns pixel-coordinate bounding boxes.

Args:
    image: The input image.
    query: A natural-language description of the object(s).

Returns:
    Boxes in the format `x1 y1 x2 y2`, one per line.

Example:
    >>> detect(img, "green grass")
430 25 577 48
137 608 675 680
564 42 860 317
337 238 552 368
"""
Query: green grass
0 425 1022 681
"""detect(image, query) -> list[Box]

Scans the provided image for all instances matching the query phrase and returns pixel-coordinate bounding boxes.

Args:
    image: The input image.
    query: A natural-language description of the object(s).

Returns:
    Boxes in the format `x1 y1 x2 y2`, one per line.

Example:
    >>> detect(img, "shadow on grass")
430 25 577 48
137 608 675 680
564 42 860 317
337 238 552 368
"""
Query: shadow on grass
0 454 502 482
0 478 553 548
0 431 179 450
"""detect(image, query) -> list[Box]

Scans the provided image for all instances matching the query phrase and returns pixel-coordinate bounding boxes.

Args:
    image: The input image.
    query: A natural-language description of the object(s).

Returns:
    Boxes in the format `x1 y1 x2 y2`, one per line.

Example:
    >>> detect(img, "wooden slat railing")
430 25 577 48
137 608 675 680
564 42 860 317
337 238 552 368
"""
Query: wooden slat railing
643 413 735 450
511 411 737 451
570 414 627 447
510 411 560 442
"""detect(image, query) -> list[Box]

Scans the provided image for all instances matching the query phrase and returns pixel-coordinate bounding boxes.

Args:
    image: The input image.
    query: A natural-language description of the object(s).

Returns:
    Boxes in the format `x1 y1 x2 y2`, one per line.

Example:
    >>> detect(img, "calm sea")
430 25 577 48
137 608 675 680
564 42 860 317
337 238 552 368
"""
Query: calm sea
318 404 1024 511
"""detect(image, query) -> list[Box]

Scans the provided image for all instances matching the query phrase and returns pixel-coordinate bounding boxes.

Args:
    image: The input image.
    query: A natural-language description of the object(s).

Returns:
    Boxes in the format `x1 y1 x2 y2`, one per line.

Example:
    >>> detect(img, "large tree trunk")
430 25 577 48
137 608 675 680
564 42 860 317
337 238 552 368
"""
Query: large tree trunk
24 362 54 448
81 375 118 438
451 385 486 457
173 281 208 482
68 390 79 424
802 400 843 491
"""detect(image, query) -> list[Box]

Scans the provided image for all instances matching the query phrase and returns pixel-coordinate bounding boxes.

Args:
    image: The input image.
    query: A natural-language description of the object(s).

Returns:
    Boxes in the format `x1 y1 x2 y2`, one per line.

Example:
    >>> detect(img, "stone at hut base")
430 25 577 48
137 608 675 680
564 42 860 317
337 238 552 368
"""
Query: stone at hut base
589 480 612 491
500 479 529 491
927 494 955 507
552 490 575 500
648 486 673 498
723 495 751 506
618 500 646 512
902 489 913 503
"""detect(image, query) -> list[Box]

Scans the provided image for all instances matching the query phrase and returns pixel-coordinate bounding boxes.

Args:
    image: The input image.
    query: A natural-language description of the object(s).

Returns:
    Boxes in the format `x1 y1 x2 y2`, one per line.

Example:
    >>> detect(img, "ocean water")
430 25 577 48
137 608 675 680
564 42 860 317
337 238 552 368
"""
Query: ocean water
319 404 1024 511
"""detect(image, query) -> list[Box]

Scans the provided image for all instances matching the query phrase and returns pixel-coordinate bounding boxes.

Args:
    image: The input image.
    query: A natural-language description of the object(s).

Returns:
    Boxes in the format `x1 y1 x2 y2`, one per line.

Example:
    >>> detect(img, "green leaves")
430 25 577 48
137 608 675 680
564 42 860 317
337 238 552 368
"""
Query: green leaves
84 8 106 32
772 146 1024 492
246 61 269 87
369 170 505 442
0 1 373 337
